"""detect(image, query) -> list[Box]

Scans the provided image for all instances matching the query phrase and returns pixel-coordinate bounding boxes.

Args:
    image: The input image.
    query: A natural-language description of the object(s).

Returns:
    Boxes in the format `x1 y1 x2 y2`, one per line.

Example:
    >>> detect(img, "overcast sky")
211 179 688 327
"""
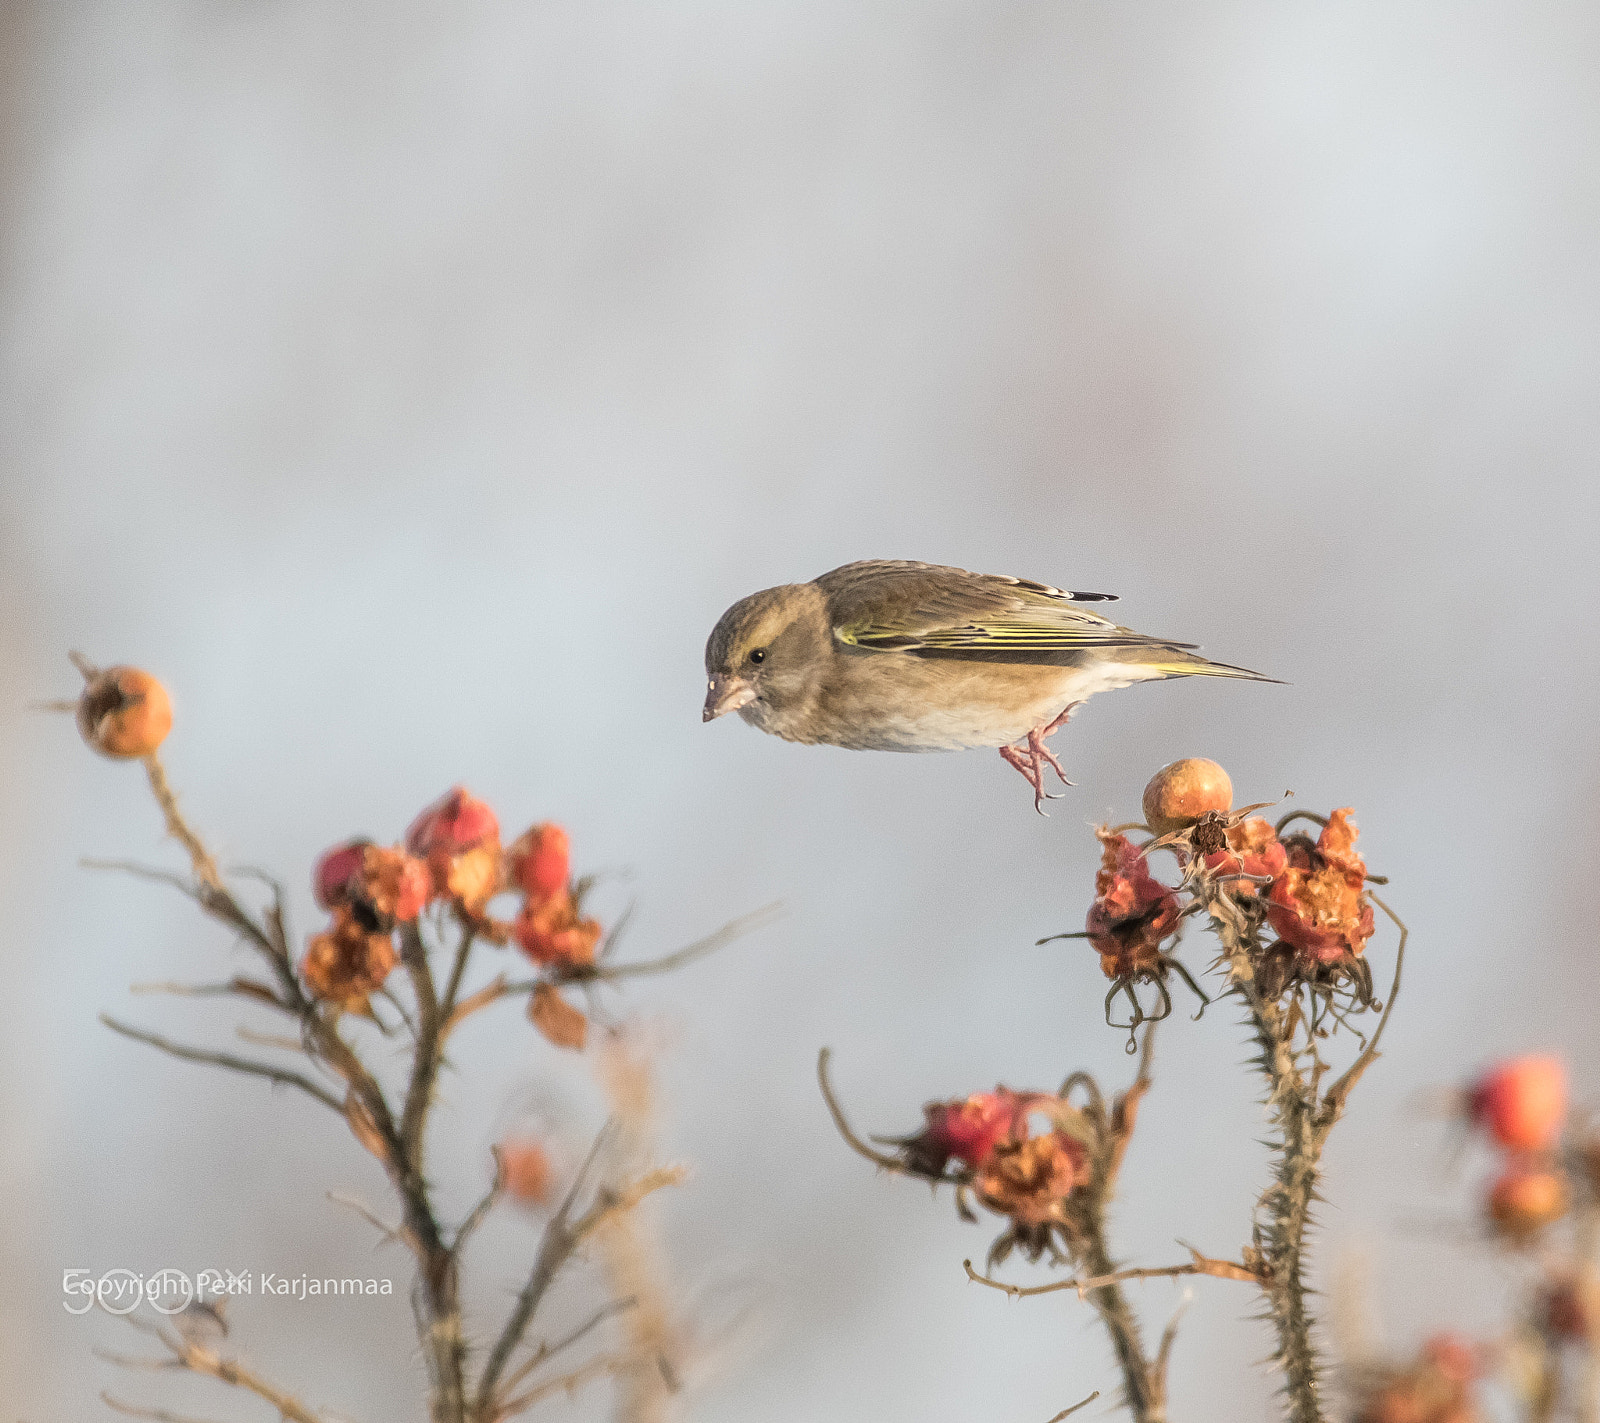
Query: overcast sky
3 3 1599 1420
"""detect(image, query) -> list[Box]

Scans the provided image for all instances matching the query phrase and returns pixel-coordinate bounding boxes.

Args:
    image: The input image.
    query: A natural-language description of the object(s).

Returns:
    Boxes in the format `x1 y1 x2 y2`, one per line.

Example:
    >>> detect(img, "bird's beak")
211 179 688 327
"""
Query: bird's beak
703 673 757 722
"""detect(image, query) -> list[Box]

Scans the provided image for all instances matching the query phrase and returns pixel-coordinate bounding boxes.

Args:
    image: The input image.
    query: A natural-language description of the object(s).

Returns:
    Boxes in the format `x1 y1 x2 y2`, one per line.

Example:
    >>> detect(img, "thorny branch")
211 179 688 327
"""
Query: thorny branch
99 1014 345 1114
1183 848 1405 1423
816 1048 932 1173
97 1313 323 1423
79 720 725 1423
962 1246 1262 1299
475 1125 684 1416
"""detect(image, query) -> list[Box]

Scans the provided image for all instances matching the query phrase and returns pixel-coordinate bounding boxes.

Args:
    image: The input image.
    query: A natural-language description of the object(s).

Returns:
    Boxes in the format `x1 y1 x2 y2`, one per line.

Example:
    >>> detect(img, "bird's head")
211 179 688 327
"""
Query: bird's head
703 583 828 725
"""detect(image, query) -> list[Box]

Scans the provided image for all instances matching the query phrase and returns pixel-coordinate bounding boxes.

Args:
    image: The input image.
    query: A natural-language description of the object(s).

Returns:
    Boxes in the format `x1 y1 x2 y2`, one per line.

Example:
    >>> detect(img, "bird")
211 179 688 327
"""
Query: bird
702 559 1278 811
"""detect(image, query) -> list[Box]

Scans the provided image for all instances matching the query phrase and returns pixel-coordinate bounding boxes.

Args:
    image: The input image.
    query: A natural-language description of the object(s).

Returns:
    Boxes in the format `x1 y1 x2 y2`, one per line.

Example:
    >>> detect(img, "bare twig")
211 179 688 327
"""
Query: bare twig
377 984 419 1038
326 1190 412 1249
235 1026 312 1054
100 1015 344 1114
442 976 508 1036
1320 895 1407 1119
101 1394 228 1423
817 1048 921 1172
103 1315 324 1423
495 1298 639 1400
962 1247 1260 1300
494 1351 626 1419
81 859 283 967
474 1116 682 1414
453 1146 506 1254
591 903 781 981
439 927 477 1023
1152 1287 1194 1409
1047 1392 1101 1422
477 1165 683 1412
130 978 291 1013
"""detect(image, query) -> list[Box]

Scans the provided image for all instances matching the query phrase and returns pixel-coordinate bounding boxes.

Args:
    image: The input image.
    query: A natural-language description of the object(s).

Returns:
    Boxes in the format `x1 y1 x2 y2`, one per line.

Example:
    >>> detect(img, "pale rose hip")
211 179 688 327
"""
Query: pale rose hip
1142 758 1232 836
499 1140 555 1205
1421 1334 1479 1384
1487 1166 1568 1240
76 666 173 759
1470 1056 1567 1154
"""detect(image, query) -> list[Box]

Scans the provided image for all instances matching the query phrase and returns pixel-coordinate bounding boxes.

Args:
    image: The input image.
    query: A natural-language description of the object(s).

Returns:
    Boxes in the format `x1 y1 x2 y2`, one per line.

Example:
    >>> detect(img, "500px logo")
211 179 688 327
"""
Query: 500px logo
62 1267 207 1316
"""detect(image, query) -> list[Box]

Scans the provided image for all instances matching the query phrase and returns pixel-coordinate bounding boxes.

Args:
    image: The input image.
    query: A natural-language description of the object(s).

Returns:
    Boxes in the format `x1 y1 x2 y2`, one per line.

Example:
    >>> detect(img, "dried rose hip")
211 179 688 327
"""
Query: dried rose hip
76 665 173 759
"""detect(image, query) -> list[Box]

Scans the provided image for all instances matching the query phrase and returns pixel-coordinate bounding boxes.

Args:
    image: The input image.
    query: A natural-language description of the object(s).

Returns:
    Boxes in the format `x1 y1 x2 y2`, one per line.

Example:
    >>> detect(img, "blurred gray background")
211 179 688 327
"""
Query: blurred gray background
3 1 1598 1419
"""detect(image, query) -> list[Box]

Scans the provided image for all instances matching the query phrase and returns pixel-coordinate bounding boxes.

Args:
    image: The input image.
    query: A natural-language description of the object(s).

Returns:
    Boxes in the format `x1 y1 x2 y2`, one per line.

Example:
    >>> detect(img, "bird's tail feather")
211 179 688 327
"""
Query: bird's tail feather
1144 656 1283 685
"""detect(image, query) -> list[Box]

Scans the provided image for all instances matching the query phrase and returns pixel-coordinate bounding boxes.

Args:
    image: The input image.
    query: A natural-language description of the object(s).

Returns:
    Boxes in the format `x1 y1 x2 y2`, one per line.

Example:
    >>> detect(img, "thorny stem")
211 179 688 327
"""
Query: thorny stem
142 753 222 892
1244 986 1323 1423
1195 878 1406 1423
390 918 468 1421
1078 1213 1162 1423
1072 1028 1165 1423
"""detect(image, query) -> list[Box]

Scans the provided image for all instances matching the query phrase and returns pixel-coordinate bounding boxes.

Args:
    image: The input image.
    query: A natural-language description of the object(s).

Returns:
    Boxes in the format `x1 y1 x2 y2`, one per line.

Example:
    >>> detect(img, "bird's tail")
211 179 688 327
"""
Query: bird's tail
1142 652 1283 684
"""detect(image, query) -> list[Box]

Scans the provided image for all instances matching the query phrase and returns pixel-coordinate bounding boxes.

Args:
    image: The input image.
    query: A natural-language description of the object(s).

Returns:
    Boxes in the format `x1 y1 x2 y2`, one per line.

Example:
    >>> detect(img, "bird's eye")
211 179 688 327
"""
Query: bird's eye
748 647 767 665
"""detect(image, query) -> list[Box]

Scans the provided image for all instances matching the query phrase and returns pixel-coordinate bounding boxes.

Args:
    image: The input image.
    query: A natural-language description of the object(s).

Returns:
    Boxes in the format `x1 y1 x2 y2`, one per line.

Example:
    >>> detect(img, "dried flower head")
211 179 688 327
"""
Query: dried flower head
76 664 173 759
1086 828 1181 980
1353 1334 1481 1423
1468 1056 1566 1155
891 1088 1044 1178
1265 809 1374 964
300 907 399 1012
406 786 501 857
1076 827 1207 1040
1202 816 1288 898
529 982 588 1051
974 1131 1090 1228
1542 1271 1600 1343
513 890 602 971
406 788 503 915
360 844 433 924
313 839 373 911
1487 1165 1569 1242
507 822 571 902
314 840 431 926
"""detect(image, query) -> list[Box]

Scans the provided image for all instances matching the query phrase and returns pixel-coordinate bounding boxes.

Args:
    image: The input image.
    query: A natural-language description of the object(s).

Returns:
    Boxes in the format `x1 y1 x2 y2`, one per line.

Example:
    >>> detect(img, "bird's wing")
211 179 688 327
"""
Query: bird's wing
816 561 1194 655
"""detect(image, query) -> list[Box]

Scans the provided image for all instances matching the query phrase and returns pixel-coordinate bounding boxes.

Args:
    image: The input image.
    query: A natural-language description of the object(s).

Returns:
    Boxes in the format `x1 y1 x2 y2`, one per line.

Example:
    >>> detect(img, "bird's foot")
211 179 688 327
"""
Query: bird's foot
998 744 1062 814
999 702 1083 815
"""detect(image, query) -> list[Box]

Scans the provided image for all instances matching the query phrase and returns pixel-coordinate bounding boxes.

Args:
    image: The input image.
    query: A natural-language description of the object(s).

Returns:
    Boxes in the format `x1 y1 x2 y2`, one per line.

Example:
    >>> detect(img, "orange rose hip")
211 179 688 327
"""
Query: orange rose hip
1142 758 1232 836
76 665 173 759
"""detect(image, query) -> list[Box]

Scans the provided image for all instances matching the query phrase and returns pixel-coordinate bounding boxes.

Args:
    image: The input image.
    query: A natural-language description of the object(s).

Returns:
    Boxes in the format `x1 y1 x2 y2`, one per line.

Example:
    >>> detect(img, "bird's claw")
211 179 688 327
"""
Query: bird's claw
999 702 1083 814
998 744 1068 815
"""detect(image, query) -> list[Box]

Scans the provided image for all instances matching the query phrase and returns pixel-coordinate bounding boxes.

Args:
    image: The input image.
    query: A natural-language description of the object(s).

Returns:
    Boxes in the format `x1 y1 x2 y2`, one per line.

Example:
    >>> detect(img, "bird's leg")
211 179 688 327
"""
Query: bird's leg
1030 701 1084 786
997 701 1085 812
